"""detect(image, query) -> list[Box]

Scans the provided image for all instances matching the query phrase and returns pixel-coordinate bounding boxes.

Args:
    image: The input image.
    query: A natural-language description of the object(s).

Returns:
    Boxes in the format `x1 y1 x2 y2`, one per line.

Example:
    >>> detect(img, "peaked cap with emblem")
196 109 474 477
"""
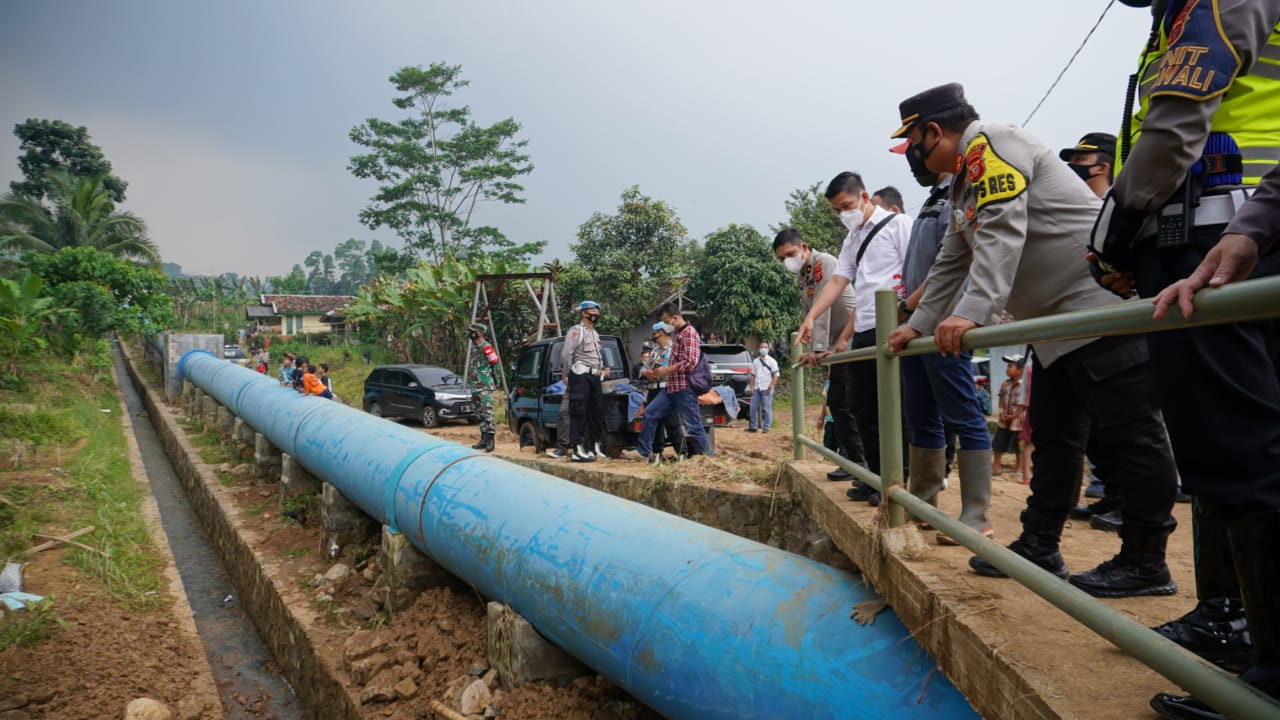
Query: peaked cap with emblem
890 83 969 139
1058 132 1117 161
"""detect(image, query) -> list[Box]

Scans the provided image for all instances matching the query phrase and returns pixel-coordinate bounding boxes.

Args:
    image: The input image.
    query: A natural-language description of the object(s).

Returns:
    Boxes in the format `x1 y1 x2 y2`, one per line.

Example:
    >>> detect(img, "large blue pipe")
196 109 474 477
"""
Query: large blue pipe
179 351 976 719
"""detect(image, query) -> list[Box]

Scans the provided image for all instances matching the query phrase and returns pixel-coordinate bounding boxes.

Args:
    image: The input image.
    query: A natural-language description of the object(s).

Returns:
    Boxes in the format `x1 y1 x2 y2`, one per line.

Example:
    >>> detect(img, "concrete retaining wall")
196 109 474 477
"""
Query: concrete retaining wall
121 342 363 720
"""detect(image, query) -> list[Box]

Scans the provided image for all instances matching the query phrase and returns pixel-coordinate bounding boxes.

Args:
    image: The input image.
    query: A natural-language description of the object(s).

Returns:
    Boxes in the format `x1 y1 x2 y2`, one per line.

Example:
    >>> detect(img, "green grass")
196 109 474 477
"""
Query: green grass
0 347 166 615
62 383 166 609
0 597 68 650
283 546 310 559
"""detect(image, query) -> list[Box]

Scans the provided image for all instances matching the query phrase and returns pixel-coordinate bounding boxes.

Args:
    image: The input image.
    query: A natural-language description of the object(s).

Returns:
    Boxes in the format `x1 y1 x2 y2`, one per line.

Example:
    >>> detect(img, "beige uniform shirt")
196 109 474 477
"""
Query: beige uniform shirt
797 250 855 353
908 121 1124 366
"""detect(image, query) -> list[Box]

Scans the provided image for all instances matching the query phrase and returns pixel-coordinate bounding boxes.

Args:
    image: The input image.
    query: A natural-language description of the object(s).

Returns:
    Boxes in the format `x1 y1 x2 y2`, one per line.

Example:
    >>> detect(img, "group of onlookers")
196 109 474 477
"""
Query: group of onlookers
273 352 334 400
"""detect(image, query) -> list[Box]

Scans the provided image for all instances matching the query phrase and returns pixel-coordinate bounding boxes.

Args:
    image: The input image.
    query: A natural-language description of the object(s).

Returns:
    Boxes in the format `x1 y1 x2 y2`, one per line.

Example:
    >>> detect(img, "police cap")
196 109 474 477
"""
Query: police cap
577 300 601 312
891 83 969 139
1059 132 1117 162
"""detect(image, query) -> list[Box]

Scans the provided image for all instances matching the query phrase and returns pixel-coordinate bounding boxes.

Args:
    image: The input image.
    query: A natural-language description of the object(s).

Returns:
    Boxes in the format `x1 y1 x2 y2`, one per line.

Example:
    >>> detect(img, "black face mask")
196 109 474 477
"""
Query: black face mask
586 314 601 324
1068 162 1100 183
906 131 941 188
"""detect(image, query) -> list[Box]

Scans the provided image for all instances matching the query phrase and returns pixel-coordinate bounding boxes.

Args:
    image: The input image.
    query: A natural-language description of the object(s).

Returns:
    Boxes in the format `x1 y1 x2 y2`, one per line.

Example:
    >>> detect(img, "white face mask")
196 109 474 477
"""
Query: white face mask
758 347 770 356
782 253 805 274
839 206 865 232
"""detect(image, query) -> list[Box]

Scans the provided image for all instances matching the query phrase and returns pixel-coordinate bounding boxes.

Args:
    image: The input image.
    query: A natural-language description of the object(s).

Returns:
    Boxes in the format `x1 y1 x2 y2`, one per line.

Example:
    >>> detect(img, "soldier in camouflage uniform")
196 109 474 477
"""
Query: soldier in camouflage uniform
469 323 500 452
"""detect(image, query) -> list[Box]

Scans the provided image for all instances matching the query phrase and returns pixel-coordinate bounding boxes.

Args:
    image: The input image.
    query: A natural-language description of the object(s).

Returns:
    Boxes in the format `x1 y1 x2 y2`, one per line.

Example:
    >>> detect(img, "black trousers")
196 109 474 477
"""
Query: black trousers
568 372 604 448
1134 227 1280 515
1025 335 1177 532
828 363 866 465
848 329 908 476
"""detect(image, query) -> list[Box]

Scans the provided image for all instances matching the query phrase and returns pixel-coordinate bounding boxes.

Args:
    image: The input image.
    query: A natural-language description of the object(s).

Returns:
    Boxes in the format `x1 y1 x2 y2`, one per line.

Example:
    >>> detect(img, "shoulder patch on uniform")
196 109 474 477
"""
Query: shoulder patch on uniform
1151 0 1240 101
964 134 1027 210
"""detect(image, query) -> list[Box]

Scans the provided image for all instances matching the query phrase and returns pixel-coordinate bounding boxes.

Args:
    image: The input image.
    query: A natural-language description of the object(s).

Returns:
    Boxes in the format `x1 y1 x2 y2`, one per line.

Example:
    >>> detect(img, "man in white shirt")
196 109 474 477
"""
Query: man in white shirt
799 171 913 503
746 342 780 433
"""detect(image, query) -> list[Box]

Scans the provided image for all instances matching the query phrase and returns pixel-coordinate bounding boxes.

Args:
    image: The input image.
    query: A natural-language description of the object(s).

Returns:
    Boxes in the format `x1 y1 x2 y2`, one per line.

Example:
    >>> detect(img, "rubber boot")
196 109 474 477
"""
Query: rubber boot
956 449 993 533
969 508 1067 579
571 443 596 463
482 431 494 453
1151 510 1280 719
907 446 946 507
1152 500 1251 671
1069 520 1178 598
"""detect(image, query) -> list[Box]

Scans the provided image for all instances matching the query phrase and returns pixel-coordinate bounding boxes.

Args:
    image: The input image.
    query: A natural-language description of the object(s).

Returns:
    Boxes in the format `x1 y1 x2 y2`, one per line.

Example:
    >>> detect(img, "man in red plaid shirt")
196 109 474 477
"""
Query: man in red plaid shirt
623 301 712 462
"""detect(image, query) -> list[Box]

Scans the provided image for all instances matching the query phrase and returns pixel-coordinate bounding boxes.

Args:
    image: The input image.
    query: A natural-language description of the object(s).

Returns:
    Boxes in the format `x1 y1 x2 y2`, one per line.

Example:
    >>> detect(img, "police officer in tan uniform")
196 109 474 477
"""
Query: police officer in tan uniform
885 83 1180 598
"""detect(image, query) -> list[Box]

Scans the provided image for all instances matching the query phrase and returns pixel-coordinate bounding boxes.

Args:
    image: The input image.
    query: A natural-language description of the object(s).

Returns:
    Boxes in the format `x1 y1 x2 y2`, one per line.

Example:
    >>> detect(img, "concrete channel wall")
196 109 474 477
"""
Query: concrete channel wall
121 342 364 720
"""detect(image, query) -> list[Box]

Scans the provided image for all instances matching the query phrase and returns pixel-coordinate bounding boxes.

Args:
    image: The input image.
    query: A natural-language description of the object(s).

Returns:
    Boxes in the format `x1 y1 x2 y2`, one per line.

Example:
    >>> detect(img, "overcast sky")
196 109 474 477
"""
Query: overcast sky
0 1 1151 277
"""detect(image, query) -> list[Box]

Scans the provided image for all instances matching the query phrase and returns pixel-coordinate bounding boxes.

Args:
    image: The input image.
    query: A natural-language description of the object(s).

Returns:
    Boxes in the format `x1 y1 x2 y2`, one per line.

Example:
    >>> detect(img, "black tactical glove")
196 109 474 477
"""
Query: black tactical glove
1088 192 1148 295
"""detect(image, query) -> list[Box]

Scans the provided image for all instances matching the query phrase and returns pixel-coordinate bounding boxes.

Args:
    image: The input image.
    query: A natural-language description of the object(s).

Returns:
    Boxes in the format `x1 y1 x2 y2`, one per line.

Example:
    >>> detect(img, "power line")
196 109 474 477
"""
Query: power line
1021 0 1118 127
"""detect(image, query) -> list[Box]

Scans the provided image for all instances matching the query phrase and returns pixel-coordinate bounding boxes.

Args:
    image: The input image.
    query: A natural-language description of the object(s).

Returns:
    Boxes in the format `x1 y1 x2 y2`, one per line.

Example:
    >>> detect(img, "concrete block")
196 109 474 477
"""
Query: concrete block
281 454 321 497
182 380 195 411
486 602 590 690
321 482 378 558
254 433 283 480
232 417 256 447
216 405 236 438
378 526 454 613
202 395 220 428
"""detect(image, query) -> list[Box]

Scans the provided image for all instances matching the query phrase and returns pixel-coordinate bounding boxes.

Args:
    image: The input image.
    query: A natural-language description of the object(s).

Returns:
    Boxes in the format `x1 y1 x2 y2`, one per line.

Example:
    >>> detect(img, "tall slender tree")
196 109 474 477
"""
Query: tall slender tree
349 63 541 264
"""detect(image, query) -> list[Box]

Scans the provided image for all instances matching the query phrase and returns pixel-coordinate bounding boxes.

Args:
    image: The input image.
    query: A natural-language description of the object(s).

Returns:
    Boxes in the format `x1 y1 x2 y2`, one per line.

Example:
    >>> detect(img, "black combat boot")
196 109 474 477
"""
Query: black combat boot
1090 507 1123 532
1070 492 1122 520
970 509 1068 579
1070 520 1178 598
472 432 487 450
1151 510 1280 719
482 432 494 452
1152 500 1251 671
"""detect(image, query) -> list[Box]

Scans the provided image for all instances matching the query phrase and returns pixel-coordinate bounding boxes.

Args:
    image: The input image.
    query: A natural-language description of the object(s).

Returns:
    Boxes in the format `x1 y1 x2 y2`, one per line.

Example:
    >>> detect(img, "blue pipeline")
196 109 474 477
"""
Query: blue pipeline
179 351 976 720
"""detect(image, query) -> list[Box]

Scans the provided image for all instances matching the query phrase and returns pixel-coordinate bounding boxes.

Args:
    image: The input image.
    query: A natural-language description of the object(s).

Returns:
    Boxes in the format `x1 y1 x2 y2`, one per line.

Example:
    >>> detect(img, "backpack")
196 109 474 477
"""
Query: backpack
689 349 712 396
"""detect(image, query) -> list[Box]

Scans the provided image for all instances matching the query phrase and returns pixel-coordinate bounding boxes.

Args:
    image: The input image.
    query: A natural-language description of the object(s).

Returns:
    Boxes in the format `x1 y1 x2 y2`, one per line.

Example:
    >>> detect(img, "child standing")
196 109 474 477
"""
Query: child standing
992 354 1027 478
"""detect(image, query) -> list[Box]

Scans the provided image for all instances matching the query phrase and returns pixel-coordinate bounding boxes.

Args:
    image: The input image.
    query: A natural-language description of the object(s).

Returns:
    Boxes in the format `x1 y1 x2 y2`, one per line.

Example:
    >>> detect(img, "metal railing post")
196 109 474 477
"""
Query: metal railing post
790 331 804 461
874 289 905 528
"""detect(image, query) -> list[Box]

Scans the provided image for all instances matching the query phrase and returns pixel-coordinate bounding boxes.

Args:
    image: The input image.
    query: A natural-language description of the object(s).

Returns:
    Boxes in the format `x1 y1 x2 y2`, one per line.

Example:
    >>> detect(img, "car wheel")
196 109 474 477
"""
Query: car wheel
369 401 383 418
421 405 440 428
518 420 545 453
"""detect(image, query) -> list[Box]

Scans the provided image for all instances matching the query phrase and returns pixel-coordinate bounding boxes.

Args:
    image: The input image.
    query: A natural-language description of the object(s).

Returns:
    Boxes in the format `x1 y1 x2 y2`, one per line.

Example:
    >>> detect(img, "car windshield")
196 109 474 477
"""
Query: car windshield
416 369 461 386
702 345 750 365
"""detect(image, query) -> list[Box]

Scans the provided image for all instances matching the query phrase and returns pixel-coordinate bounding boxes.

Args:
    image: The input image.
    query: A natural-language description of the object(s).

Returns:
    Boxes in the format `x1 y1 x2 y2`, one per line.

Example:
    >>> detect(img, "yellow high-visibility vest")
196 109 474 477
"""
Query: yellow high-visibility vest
1120 17 1280 185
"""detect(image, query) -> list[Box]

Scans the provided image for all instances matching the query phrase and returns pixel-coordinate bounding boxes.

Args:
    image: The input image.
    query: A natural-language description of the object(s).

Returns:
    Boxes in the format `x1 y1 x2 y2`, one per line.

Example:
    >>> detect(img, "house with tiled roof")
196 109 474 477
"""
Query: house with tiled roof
246 294 353 337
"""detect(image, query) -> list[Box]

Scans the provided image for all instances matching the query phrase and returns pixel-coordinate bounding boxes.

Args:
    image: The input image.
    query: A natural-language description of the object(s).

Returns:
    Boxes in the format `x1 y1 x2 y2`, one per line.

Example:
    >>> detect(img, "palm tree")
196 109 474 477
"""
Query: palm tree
0 170 160 265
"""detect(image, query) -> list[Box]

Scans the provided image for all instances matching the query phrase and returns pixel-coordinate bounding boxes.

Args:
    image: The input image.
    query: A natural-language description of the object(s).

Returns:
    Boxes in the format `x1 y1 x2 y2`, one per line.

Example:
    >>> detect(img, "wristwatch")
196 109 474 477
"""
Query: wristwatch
897 298 913 317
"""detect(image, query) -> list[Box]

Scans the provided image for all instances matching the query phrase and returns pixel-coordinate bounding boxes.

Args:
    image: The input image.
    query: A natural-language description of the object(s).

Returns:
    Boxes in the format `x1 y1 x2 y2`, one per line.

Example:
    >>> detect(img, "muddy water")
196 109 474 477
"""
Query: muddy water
111 341 301 719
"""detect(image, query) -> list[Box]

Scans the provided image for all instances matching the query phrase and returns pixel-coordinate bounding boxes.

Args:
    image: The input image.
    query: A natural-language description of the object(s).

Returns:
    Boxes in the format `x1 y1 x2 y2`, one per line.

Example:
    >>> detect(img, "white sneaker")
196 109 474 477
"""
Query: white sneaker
571 449 596 463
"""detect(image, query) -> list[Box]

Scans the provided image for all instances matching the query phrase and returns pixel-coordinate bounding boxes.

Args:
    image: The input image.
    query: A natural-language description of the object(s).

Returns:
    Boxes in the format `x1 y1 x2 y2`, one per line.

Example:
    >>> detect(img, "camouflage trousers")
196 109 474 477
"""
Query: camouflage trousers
477 390 495 434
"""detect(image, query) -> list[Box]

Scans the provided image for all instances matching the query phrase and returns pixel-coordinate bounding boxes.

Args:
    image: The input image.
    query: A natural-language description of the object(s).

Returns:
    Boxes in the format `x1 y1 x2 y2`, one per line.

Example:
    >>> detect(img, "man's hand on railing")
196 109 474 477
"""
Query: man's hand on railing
1152 233 1260 320
935 316 978 356
797 317 815 346
887 325 920 353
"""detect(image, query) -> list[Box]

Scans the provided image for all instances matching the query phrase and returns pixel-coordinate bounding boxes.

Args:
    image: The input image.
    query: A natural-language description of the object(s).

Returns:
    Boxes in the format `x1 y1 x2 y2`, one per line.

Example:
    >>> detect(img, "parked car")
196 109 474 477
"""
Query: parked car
701 343 753 419
223 345 249 367
507 335 730 456
362 365 479 427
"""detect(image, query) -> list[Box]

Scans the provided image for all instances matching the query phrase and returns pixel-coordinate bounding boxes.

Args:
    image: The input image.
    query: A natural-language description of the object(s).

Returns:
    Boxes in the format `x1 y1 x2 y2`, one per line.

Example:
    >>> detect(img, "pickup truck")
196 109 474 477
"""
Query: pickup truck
506 335 729 457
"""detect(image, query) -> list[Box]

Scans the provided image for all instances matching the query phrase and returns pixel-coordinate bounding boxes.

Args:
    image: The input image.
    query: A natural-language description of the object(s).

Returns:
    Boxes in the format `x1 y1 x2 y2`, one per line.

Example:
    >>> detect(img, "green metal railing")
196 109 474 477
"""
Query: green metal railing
789 277 1280 719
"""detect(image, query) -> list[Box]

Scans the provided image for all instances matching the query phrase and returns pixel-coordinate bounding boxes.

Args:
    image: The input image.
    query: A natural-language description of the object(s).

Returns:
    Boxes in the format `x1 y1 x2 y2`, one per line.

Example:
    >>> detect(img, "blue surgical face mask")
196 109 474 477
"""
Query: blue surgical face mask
758 347 769 356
